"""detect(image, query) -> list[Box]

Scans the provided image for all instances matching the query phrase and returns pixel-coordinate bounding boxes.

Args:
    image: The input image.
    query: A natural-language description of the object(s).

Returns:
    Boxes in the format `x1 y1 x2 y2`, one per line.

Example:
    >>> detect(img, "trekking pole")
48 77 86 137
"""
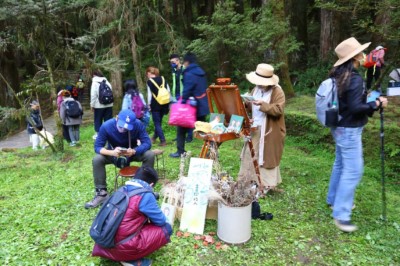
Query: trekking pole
379 104 387 221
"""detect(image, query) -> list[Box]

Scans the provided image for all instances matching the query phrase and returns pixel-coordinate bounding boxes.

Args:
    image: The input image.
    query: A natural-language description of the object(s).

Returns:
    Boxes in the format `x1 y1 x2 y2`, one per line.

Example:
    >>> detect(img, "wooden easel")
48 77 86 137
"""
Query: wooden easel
194 78 263 191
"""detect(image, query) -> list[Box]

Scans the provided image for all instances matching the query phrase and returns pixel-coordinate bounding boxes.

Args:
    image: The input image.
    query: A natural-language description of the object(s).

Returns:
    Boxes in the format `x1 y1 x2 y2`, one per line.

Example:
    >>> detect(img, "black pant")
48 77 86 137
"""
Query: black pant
366 66 381 90
94 107 113 132
63 125 71 142
151 111 166 142
176 115 206 154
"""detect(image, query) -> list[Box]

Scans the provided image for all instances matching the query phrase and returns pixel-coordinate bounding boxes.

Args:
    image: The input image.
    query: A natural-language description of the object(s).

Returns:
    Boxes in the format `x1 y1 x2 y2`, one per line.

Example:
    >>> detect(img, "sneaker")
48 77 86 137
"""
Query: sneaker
84 190 109 209
121 258 152 266
159 141 167 147
70 141 76 147
185 137 193 143
92 134 98 140
169 152 182 158
334 219 358 233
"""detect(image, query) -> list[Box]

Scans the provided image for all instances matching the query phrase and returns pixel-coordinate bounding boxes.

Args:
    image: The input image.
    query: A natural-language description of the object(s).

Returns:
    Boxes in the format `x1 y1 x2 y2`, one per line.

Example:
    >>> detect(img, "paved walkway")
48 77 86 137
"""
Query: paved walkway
0 110 92 149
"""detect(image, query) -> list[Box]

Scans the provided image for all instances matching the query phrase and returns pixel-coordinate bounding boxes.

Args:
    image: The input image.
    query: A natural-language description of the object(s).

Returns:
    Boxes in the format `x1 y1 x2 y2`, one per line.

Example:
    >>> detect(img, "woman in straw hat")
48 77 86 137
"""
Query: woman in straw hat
326 37 388 233
239 63 286 193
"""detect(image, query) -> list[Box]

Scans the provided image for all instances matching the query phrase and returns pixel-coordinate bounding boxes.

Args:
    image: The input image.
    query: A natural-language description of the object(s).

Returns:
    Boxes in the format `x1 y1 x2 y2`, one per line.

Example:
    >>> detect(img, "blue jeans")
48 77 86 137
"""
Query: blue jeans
327 127 364 221
151 111 165 142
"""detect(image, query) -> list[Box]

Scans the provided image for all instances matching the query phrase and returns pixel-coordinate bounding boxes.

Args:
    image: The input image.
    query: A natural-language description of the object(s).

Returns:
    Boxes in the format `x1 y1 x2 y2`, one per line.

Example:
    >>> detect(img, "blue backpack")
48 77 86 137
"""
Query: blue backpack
89 186 152 248
98 80 114 104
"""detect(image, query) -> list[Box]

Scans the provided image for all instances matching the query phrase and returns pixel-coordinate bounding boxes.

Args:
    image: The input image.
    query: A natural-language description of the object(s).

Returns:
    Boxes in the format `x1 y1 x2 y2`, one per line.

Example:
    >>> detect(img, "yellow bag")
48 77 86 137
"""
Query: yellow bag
149 77 170 105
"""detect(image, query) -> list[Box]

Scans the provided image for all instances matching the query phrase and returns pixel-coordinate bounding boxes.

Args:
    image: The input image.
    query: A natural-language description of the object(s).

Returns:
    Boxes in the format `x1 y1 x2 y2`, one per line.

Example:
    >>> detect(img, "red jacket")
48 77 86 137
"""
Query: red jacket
92 189 171 261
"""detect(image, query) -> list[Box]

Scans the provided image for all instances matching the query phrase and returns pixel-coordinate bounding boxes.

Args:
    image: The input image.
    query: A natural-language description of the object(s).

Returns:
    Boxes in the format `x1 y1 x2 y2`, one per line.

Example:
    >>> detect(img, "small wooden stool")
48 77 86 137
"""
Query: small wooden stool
114 166 139 191
153 149 166 178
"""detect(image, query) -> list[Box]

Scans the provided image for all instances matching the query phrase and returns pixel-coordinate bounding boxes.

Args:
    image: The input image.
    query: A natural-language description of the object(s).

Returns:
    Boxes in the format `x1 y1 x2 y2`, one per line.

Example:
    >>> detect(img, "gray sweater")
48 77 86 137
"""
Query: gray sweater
60 98 83 126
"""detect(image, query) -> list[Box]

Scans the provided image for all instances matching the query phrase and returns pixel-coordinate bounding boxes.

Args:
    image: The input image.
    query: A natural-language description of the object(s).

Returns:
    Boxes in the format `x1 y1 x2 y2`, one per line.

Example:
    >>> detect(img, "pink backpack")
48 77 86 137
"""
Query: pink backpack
168 100 196 128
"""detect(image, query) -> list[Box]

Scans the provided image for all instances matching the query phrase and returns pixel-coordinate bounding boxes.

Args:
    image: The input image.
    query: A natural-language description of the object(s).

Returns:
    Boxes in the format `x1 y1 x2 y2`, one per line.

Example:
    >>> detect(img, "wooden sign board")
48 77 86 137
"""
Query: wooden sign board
179 158 213 235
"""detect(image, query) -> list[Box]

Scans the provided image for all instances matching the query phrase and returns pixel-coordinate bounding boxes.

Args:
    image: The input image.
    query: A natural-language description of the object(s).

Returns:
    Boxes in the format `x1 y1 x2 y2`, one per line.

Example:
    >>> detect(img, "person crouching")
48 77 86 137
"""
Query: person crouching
92 166 172 266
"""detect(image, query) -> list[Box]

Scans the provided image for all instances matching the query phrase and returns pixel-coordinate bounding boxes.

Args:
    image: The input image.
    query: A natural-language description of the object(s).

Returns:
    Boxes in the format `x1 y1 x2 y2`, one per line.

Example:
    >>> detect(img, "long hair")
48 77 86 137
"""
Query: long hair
329 59 354 96
124 79 138 94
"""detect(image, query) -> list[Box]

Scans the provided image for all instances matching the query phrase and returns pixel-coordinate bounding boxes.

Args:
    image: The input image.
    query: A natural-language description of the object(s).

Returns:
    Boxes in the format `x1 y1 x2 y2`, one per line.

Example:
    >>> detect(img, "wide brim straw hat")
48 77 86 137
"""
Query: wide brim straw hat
246 63 279 86
334 37 371 67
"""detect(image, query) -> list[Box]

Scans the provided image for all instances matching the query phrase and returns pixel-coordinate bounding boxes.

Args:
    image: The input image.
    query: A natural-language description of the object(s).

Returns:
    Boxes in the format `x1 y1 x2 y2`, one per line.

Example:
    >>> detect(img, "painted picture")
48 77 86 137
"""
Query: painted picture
227 115 244 134
209 113 225 126
161 202 176 226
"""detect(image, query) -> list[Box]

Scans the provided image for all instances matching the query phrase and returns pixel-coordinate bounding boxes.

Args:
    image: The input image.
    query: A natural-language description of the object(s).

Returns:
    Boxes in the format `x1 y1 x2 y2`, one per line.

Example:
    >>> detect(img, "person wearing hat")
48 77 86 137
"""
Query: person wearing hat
366 45 386 90
85 109 155 209
170 52 209 158
26 100 44 150
239 63 286 192
326 37 388 232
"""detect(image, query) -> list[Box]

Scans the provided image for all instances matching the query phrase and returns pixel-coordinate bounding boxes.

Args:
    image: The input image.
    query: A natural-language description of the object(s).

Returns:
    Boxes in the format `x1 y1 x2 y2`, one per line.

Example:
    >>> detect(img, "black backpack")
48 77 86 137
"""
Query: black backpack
65 101 82 118
89 186 152 248
98 80 114 104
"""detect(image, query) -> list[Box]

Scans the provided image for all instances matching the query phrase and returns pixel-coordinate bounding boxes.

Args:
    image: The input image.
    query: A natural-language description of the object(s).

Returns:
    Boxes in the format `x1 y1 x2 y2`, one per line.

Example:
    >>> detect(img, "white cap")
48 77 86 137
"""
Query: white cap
375 45 384 50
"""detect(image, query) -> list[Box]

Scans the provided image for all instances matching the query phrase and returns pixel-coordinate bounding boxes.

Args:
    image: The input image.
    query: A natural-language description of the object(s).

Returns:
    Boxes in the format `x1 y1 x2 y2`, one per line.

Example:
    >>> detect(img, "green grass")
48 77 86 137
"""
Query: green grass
1 99 400 265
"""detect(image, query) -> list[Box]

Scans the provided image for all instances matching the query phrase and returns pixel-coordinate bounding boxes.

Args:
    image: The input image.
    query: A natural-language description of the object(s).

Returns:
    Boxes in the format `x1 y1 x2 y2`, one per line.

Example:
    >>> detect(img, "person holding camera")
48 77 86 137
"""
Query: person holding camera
326 37 388 232
85 109 155 209
92 166 172 266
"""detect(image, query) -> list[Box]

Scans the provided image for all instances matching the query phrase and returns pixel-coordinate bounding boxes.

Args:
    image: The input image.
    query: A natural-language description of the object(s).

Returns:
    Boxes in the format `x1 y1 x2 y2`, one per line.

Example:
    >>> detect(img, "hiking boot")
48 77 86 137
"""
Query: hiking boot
121 258 152 266
334 219 358 233
159 141 167 147
185 137 193 143
84 189 109 209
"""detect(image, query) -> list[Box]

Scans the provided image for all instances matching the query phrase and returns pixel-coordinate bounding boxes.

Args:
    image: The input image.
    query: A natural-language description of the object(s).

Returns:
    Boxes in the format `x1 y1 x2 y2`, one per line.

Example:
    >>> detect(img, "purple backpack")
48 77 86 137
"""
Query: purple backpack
131 93 145 119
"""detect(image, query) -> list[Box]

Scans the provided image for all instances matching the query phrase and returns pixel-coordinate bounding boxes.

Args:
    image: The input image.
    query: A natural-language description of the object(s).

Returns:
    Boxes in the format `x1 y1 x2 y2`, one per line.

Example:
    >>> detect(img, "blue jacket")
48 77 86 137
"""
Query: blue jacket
182 63 210 118
94 118 151 155
125 179 170 227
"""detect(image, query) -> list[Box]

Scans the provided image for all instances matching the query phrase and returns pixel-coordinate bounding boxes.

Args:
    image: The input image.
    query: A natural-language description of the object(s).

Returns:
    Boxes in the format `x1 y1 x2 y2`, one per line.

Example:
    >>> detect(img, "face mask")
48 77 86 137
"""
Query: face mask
171 63 177 69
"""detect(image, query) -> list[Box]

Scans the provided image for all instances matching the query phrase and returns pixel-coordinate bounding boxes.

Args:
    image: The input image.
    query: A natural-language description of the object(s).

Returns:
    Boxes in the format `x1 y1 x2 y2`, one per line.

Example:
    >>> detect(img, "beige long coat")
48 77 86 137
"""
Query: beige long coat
250 85 286 169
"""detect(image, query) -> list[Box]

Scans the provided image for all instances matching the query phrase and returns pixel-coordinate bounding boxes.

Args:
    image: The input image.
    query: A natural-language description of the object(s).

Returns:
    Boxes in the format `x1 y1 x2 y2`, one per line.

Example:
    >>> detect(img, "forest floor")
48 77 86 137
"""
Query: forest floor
0 96 399 265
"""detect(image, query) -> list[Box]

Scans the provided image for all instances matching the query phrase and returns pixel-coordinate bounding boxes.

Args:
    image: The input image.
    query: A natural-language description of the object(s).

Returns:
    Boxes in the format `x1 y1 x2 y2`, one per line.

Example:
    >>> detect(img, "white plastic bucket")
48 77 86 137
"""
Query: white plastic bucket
217 202 251 244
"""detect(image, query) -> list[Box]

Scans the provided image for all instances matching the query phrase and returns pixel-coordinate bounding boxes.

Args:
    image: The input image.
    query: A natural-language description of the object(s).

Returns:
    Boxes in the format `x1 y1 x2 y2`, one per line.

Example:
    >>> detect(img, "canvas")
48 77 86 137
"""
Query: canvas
227 115 244 134
179 158 213 235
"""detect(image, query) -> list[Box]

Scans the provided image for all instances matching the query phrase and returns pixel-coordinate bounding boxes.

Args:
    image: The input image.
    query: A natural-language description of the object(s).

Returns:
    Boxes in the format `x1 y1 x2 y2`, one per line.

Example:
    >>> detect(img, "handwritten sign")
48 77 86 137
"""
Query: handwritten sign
179 158 213 234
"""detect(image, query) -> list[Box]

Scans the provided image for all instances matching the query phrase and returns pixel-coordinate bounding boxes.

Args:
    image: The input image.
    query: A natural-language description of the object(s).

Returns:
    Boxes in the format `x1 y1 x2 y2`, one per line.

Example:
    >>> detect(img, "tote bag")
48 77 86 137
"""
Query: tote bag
168 100 196 128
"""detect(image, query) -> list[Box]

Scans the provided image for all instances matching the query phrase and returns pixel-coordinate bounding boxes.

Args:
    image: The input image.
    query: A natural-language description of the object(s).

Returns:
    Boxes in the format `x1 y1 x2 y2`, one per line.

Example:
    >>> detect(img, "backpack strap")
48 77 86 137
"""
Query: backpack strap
115 187 153 246
149 77 165 99
330 78 336 105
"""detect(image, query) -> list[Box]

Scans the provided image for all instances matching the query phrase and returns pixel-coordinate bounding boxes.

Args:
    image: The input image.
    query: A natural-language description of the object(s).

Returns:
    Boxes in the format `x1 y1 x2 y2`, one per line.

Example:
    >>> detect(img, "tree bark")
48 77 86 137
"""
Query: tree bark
110 33 123 112
285 0 308 69
320 7 336 61
0 49 20 108
130 30 145 93
184 0 194 38
45 56 63 152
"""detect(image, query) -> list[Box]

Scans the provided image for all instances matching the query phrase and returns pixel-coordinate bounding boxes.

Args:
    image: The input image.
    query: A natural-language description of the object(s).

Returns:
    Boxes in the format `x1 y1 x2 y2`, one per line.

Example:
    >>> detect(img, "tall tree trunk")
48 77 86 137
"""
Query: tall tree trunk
130 30 145 93
320 8 335 61
285 0 308 69
45 56 63 152
267 0 295 97
184 0 194 38
110 33 123 112
0 49 20 108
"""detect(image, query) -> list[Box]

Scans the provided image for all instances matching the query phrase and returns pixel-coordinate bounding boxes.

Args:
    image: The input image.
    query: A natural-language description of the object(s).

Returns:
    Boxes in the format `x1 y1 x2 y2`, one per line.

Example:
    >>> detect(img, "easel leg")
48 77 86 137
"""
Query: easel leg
247 139 264 194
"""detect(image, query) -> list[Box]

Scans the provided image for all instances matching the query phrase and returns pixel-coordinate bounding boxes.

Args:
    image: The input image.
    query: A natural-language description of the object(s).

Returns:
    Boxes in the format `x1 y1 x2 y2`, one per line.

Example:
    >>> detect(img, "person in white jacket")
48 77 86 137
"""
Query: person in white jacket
90 70 113 140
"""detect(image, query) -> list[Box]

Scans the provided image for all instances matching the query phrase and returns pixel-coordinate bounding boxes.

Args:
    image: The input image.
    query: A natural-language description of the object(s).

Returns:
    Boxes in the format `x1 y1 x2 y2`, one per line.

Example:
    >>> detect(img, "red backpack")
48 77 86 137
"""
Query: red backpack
363 50 379 68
